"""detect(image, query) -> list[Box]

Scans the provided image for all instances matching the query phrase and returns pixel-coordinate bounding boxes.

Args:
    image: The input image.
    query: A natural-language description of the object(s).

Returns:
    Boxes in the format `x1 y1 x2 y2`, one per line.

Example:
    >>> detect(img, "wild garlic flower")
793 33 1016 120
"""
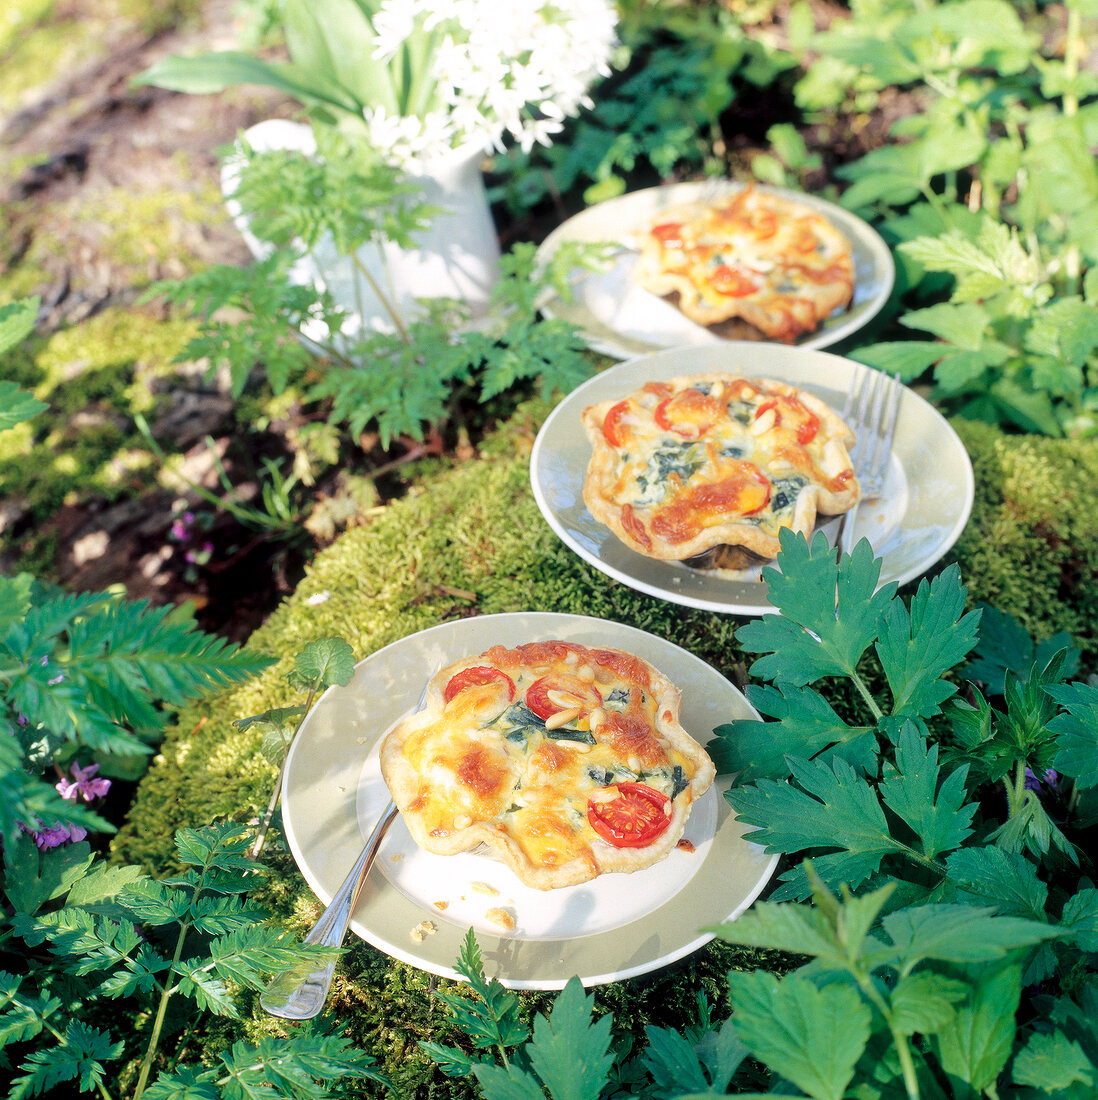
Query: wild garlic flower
361 0 618 162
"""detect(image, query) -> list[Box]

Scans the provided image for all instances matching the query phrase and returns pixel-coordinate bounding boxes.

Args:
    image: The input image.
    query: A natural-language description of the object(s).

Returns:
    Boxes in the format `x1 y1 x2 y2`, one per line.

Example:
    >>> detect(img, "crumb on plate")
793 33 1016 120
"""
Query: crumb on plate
676 838 696 853
485 907 515 933
433 900 448 911
411 920 437 943
470 881 499 896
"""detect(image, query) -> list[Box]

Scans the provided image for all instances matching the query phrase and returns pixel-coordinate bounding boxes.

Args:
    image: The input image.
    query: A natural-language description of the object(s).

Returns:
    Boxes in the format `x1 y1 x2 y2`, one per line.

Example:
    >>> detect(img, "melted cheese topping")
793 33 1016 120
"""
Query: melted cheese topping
646 189 853 309
601 377 853 547
396 642 702 871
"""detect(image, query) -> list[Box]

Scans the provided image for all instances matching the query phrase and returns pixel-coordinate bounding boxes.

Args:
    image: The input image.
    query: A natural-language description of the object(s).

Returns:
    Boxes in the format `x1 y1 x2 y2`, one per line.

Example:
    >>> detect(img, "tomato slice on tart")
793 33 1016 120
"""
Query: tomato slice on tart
443 666 516 705
601 400 633 448
653 388 723 439
525 675 603 721
587 782 672 848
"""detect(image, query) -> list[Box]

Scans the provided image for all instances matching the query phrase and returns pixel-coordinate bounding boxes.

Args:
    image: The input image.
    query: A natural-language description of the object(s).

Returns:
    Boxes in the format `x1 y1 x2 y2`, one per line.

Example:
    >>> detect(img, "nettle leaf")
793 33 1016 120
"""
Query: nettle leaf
888 971 968 1037
291 636 356 690
1059 890 1098 951
709 881 893 973
1026 297 1098 367
0 296 39 356
931 963 1021 1093
878 725 976 861
710 683 877 782
0 381 47 434
739 532 895 687
875 564 980 720
880 905 1060 975
1047 681 1098 789
1013 1029 1097 1091
729 970 870 1100
943 847 1049 920
900 302 991 350
850 340 945 382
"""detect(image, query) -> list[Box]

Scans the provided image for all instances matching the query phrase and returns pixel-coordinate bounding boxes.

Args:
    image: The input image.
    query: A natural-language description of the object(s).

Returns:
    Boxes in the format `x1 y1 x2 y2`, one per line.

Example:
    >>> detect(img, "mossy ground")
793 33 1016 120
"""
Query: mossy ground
109 398 1098 1095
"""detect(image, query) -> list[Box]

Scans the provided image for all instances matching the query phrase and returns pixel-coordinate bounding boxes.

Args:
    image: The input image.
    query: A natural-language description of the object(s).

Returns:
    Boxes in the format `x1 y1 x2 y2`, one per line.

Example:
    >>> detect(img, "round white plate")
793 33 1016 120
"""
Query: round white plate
530 344 974 617
280 612 776 990
535 180 895 360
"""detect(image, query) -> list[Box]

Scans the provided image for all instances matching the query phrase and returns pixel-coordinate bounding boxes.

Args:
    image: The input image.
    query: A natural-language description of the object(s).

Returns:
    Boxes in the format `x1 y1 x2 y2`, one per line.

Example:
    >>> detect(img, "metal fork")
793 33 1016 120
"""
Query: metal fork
835 370 903 557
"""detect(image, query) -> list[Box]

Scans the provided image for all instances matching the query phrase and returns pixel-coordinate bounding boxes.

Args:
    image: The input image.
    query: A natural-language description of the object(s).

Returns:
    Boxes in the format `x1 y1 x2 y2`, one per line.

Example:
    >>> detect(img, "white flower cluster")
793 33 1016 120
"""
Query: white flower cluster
364 0 619 162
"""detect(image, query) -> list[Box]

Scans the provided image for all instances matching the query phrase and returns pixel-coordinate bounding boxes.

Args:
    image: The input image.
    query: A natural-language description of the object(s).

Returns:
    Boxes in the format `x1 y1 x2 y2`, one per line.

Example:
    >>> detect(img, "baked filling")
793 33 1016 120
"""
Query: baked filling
380 641 715 891
581 373 860 568
632 186 855 344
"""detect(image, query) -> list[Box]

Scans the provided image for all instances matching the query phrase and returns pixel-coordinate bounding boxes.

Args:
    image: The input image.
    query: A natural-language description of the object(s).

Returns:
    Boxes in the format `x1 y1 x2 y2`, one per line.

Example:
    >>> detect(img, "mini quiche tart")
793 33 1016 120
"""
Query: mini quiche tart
581 373 860 568
379 641 715 891
632 186 855 344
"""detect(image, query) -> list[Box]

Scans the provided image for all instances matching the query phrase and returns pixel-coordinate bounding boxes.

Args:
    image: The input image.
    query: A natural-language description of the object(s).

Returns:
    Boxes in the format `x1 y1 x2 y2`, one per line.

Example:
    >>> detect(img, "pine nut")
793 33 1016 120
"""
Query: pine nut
751 408 776 435
545 707 582 729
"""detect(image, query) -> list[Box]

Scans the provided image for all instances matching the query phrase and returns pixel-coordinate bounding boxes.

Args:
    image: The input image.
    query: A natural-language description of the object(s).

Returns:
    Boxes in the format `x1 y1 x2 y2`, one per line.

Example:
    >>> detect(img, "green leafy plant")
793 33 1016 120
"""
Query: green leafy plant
800 0 1098 434
146 134 608 449
233 635 357 857
491 0 797 210
427 532 1098 1098
1 821 384 1099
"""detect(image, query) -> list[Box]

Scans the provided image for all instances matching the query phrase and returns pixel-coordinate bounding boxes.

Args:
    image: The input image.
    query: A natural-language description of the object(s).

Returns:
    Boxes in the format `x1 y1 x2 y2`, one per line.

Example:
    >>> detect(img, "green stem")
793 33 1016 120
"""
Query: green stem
851 671 885 722
250 687 317 859
854 975 921 1100
1063 4 1082 117
351 251 411 342
132 920 192 1100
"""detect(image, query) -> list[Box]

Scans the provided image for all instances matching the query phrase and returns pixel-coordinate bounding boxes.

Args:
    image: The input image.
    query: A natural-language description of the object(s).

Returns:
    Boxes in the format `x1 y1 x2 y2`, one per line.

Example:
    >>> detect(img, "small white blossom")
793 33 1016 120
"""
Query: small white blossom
357 0 618 161
305 590 332 606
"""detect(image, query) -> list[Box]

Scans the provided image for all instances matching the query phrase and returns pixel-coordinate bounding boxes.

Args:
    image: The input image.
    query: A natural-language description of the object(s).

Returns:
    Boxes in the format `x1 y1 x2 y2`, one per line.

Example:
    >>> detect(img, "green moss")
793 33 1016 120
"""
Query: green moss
0 308 196 525
82 182 228 277
0 17 106 112
0 0 59 56
951 418 1098 660
108 402 1098 1095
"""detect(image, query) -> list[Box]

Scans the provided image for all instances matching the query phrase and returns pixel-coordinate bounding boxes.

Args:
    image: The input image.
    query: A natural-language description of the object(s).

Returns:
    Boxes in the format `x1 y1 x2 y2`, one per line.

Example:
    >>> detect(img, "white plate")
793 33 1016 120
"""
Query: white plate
535 180 895 360
530 345 974 617
280 612 776 990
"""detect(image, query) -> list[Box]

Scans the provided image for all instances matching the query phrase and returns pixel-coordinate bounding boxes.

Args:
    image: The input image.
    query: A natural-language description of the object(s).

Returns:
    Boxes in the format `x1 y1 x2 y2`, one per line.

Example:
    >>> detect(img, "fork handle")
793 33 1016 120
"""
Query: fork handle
260 800 399 1020
837 501 862 557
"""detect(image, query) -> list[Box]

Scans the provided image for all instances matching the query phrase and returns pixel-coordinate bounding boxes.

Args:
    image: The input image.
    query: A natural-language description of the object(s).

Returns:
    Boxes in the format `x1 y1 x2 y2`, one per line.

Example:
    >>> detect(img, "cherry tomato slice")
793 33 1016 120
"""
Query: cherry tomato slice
525 675 603 721
710 263 759 298
587 782 672 848
797 411 820 444
651 222 685 247
443 666 516 705
602 400 632 448
654 388 723 439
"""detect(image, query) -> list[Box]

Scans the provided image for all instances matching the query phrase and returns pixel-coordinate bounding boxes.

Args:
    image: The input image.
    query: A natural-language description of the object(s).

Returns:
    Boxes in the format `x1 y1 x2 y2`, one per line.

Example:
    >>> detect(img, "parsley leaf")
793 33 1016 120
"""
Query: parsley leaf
739 531 895 687
875 564 981 720
710 683 877 782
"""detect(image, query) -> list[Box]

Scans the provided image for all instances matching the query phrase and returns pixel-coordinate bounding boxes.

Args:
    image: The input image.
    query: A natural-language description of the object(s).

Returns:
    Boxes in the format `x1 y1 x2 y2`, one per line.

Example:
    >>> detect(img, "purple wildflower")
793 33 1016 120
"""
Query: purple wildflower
1024 766 1061 794
29 822 87 849
56 762 111 803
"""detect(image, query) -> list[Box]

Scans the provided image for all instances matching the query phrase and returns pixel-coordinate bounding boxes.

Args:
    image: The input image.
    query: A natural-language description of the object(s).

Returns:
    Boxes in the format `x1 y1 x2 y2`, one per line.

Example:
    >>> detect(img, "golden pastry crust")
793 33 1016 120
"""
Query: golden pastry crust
379 641 715 891
582 373 860 566
632 186 855 343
